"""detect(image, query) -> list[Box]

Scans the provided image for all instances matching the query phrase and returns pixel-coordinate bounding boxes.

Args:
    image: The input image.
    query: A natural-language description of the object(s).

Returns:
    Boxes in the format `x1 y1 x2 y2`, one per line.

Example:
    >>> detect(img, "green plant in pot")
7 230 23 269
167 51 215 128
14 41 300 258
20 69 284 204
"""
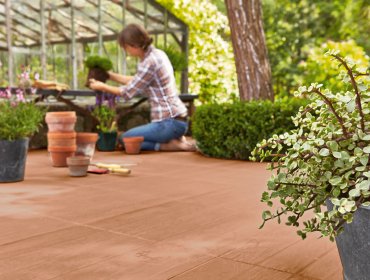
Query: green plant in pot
251 51 370 279
84 55 113 87
91 105 117 151
0 67 45 182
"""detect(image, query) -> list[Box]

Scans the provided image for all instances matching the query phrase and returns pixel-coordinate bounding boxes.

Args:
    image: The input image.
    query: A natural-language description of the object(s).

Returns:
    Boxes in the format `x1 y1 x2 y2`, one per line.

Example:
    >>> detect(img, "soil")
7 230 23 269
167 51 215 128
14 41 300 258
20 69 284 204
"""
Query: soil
86 68 110 87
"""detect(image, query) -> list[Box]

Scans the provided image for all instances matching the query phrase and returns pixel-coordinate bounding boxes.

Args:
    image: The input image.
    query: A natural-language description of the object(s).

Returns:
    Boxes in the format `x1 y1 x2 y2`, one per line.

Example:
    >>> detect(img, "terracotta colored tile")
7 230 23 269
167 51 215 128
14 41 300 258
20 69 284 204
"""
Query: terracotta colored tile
298 248 342 279
169 257 292 280
0 216 71 245
259 234 337 274
0 226 151 279
50 241 214 280
0 150 341 279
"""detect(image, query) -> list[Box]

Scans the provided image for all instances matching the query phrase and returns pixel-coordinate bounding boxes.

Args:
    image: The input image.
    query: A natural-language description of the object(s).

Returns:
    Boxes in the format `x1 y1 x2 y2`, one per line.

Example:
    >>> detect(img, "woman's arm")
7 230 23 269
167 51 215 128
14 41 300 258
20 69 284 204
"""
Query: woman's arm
108 71 134 85
88 79 121 96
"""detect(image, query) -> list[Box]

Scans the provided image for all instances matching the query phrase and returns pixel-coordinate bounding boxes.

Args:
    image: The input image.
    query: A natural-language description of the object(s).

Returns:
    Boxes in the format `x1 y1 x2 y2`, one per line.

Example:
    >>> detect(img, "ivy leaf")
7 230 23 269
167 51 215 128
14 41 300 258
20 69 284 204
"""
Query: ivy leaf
363 146 370 154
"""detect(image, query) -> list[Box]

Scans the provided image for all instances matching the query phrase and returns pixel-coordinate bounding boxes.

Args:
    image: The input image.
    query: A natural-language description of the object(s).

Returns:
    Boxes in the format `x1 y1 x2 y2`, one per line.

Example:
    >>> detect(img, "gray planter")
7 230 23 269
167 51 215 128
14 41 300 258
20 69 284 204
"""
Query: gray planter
0 138 29 183
327 201 370 280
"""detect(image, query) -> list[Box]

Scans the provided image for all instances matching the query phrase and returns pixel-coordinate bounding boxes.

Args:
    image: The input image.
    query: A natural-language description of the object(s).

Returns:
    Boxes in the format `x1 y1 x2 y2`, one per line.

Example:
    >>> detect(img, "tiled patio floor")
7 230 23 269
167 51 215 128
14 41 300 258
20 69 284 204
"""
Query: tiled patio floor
0 150 342 280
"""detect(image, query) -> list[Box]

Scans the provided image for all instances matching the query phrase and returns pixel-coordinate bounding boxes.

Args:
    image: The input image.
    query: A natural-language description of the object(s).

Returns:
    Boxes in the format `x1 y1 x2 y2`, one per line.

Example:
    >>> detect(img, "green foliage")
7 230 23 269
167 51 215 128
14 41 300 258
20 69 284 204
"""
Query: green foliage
262 0 370 97
157 44 187 72
156 0 237 103
252 52 370 240
192 97 307 160
84 55 113 71
92 105 117 133
0 101 45 141
299 40 369 93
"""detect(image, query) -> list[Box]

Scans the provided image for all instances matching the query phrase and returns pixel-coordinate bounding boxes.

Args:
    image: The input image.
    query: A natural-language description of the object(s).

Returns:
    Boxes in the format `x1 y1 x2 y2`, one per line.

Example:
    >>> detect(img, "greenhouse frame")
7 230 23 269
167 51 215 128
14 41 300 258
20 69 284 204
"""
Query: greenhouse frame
0 0 189 92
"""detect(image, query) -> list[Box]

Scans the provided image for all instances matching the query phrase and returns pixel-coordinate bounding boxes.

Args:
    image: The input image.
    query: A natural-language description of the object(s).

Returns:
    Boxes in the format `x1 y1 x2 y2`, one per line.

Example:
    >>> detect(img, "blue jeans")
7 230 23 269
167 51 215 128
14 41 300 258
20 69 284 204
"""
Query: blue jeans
119 119 188 151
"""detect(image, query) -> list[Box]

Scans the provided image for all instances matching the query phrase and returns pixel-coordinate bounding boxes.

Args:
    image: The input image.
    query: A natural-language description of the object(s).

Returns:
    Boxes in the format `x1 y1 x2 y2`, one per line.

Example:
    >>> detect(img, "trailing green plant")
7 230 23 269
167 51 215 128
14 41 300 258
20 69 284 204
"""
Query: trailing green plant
91 105 117 133
192 97 307 160
0 67 45 141
251 51 370 240
84 55 113 71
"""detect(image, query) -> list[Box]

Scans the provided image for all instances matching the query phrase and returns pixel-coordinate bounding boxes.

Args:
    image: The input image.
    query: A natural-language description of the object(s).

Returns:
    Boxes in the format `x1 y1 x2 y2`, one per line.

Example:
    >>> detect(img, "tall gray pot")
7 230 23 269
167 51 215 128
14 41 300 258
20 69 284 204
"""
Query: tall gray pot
327 201 370 280
0 138 29 183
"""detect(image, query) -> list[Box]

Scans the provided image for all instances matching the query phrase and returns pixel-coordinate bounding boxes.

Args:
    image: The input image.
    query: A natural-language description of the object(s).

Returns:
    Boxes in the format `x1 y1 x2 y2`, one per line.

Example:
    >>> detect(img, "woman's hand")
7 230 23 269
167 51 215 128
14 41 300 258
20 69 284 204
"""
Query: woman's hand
89 79 106 91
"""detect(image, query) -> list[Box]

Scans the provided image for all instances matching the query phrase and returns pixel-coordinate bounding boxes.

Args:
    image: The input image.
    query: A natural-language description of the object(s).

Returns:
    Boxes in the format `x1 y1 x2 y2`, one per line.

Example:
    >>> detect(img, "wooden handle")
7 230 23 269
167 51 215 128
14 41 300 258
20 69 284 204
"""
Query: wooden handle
110 168 131 176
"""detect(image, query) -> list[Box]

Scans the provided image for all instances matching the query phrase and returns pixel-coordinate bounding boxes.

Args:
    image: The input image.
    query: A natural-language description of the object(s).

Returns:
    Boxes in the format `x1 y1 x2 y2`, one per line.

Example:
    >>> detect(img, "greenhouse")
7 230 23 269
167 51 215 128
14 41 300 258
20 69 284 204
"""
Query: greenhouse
0 0 189 92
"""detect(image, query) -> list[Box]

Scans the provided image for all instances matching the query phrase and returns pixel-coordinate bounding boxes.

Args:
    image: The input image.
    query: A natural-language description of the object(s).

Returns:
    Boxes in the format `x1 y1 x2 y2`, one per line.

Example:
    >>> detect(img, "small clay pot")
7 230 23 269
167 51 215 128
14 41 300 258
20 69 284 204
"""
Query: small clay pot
123 136 144 155
47 132 76 147
45 115 77 132
76 133 99 159
67 156 90 177
48 145 77 167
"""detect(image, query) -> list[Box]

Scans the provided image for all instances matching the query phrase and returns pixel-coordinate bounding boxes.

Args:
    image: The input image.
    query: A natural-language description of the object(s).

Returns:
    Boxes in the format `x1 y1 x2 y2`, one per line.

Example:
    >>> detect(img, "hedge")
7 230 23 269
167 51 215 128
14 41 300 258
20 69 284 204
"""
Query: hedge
192 98 308 160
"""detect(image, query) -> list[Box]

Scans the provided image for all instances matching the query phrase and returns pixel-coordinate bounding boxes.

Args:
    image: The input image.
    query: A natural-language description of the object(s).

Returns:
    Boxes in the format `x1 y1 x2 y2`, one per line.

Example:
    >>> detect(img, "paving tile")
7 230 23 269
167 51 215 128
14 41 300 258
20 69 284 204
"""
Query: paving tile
259 234 337 274
0 216 72 246
50 241 214 280
0 225 151 280
169 257 293 280
298 248 343 279
0 150 342 279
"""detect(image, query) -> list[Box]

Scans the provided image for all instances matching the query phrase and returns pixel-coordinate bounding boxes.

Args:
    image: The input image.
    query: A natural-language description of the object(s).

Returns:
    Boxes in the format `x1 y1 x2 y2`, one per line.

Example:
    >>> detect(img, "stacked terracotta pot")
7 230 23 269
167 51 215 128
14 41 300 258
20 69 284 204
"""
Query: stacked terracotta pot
45 112 77 167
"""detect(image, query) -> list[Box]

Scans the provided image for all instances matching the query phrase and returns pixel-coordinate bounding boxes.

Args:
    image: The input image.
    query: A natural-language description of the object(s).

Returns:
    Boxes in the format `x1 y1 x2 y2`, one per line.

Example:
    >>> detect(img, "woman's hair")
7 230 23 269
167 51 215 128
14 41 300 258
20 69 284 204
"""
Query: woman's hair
118 24 153 51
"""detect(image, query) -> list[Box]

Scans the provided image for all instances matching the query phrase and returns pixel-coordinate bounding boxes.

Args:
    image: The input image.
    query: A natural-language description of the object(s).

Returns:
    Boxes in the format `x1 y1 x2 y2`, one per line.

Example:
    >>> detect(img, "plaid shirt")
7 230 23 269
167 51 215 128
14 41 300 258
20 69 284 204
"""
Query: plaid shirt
119 46 187 122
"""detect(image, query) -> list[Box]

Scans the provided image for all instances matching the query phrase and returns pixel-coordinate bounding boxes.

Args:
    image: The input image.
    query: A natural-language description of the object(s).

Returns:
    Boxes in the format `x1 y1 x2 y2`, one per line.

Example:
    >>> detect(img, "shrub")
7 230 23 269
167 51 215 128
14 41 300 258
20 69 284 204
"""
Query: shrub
192 97 308 160
84 55 113 71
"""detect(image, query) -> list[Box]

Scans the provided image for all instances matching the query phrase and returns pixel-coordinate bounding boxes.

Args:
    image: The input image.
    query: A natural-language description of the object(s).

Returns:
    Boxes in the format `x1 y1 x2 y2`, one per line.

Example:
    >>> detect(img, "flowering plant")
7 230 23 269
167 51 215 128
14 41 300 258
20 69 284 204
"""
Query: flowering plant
0 66 45 141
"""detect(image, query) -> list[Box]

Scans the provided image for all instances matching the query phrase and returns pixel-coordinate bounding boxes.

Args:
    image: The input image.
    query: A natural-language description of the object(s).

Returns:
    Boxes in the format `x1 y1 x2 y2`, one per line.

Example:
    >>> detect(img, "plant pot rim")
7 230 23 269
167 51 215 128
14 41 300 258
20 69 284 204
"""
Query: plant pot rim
45 116 77 123
48 145 77 152
46 111 76 117
47 132 77 139
67 156 90 165
123 136 144 143
76 132 99 143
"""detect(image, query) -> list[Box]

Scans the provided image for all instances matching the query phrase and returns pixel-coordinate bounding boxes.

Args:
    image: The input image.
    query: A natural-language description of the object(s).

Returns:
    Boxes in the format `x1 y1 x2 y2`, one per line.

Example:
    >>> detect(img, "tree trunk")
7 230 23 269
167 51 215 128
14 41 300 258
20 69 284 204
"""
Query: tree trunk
225 0 273 101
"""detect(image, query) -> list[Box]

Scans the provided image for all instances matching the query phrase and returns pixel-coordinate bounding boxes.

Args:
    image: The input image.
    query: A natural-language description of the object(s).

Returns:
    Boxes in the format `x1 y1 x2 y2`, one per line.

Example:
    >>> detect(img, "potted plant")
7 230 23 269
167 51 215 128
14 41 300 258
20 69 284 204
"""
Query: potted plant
0 67 45 182
91 105 117 151
84 55 113 87
252 51 370 279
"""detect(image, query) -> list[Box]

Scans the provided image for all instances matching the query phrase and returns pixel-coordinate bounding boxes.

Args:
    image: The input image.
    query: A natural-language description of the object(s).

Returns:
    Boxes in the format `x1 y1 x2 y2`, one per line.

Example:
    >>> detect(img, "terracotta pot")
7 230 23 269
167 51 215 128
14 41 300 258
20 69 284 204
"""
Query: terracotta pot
123 136 144 155
67 156 90 177
48 145 77 167
46 111 76 118
47 132 76 147
45 116 77 132
76 133 98 159
45 112 77 132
